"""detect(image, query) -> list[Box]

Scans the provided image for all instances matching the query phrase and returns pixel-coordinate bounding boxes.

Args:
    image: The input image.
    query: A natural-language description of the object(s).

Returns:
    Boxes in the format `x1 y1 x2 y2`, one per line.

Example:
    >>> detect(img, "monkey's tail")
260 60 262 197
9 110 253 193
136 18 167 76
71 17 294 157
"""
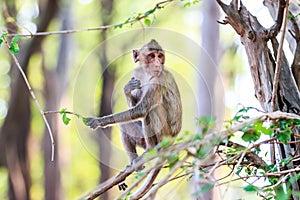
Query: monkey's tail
129 167 161 200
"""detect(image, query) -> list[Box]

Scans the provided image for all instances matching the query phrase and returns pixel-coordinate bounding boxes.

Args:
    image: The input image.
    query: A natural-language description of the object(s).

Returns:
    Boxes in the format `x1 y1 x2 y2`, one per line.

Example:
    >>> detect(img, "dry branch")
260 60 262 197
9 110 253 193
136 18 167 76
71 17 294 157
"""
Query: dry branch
80 111 300 199
4 40 55 161
271 0 290 111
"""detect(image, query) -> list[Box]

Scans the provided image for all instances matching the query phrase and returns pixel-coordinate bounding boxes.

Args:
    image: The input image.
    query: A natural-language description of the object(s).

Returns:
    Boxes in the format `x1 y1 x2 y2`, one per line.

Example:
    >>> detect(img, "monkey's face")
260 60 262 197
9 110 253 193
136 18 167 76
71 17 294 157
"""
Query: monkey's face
145 51 165 77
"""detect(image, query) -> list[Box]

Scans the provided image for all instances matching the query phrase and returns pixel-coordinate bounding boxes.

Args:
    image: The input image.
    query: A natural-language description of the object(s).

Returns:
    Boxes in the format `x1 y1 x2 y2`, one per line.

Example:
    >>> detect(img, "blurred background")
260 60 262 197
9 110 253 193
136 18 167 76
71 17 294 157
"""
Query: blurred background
0 0 275 199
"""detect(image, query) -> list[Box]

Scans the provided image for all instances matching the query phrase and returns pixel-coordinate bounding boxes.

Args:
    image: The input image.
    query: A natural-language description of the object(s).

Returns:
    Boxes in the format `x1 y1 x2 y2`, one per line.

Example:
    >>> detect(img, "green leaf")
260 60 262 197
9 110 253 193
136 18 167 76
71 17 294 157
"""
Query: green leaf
254 121 273 136
244 184 258 192
241 130 261 142
196 145 211 159
144 9 154 16
288 174 300 184
59 108 67 114
82 117 88 126
115 23 123 29
144 148 157 158
276 130 292 144
62 112 71 125
11 35 20 44
0 32 8 46
237 106 255 113
275 186 290 200
200 183 214 193
167 152 179 169
236 167 243 175
233 115 242 122
293 119 300 125
264 164 277 172
268 176 279 184
124 17 131 24
159 137 171 148
198 116 215 134
9 35 20 54
280 157 291 167
9 43 19 54
144 18 151 26
184 2 191 7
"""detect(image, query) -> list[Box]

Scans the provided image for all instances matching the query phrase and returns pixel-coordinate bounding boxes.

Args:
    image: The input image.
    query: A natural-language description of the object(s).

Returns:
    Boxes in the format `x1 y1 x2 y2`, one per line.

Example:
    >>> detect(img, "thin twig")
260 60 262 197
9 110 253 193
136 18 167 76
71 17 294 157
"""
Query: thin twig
4 0 174 38
271 0 290 111
144 156 188 199
221 149 247 199
115 159 165 200
5 41 55 161
44 110 83 118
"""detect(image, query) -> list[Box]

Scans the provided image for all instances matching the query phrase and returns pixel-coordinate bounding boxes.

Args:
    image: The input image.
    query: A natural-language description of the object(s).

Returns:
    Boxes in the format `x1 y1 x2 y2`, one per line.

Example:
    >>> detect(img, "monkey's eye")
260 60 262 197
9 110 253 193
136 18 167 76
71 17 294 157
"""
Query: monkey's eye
158 54 164 59
149 53 155 59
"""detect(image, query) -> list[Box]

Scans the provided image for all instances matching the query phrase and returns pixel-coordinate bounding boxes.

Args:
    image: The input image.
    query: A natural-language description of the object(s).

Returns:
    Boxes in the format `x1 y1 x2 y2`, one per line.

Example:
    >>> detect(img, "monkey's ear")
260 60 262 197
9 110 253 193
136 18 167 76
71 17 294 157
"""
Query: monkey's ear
133 49 139 63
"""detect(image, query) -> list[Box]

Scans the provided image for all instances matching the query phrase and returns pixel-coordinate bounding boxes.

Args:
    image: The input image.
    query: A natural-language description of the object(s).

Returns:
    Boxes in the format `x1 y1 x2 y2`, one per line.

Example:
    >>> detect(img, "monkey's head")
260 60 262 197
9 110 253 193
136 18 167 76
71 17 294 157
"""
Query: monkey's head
133 39 165 77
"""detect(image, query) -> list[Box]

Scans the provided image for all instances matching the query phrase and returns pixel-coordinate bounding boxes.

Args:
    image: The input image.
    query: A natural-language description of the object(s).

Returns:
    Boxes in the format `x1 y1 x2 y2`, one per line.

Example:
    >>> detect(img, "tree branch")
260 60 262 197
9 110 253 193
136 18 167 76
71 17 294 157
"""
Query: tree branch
271 0 290 111
268 0 286 38
3 0 174 38
4 40 55 161
80 111 300 199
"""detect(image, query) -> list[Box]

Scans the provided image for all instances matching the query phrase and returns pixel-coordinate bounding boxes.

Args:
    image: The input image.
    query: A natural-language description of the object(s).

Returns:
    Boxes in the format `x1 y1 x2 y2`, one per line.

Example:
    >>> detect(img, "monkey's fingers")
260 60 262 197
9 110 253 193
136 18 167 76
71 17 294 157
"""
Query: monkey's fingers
86 117 99 129
130 80 142 90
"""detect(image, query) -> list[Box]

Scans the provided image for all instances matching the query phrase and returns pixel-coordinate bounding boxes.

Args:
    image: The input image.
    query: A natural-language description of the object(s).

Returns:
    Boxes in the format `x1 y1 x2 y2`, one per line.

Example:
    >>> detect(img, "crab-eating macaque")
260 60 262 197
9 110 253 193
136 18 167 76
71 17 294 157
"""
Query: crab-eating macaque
87 39 182 198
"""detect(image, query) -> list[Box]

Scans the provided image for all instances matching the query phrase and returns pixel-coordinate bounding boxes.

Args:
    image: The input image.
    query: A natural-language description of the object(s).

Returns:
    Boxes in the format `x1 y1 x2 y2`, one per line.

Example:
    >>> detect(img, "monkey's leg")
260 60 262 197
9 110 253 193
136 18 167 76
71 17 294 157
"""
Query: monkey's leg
117 121 145 191
120 121 145 164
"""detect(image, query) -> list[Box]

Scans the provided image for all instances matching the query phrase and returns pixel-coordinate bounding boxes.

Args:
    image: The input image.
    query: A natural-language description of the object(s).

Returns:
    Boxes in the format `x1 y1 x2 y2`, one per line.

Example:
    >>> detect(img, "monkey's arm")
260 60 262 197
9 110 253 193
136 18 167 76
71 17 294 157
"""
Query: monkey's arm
86 104 147 129
87 84 160 129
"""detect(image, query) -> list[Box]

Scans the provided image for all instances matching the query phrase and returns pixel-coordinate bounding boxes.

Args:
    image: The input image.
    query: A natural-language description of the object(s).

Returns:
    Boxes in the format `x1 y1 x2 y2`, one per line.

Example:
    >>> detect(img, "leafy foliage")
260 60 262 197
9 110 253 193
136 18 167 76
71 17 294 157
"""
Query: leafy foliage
9 36 20 54
0 32 8 46
0 33 20 54
59 108 71 125
58 108 87 126
181 0 200 7
244 184 258 192
167 152 179 169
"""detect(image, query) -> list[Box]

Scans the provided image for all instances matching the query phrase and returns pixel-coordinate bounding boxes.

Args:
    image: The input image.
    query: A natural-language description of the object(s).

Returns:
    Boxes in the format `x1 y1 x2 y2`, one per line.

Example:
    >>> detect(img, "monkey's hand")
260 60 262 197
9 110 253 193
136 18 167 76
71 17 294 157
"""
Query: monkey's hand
124 77 141 94
86 117 109 129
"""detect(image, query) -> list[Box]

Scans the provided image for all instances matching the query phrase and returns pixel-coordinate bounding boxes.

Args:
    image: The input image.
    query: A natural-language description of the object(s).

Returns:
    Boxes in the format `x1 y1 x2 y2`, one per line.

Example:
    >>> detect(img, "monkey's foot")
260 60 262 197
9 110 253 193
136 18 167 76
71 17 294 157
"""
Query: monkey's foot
118 182 128 191
132 157 145 171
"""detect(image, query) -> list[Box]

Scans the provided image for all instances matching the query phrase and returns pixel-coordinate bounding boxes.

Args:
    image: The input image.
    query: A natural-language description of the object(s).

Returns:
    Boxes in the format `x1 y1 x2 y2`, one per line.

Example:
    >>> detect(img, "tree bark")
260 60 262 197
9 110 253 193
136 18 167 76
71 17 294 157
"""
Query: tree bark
0 0 58 199
97 1 115 200
42 4 72 200
216 0 300 198
195 0 220 199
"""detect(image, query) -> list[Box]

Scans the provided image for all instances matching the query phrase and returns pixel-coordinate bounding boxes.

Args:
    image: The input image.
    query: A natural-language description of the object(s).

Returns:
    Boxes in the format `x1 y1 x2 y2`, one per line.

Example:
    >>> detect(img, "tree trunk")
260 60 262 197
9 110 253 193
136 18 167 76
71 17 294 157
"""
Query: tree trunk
216 0 300 198
0 0 58 199
195 0 221 199
97 1 115 200
42 4 72 200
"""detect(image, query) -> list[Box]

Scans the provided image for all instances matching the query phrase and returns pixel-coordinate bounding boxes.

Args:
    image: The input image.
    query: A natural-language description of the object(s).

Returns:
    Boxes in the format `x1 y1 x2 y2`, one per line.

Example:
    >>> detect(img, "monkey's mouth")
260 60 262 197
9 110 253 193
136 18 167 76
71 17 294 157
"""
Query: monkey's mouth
152 71 161 76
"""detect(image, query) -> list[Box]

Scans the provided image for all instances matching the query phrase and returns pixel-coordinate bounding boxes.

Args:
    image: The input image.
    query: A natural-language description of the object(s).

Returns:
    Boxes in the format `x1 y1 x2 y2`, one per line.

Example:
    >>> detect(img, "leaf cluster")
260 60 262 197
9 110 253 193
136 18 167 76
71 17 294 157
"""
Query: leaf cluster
0 32 20 54
58 108 88 126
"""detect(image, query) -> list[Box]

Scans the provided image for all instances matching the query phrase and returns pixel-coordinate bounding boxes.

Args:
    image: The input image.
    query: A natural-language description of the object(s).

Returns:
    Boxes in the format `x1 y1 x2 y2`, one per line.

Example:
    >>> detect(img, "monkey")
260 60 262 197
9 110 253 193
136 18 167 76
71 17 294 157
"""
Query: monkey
87 39 182 198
